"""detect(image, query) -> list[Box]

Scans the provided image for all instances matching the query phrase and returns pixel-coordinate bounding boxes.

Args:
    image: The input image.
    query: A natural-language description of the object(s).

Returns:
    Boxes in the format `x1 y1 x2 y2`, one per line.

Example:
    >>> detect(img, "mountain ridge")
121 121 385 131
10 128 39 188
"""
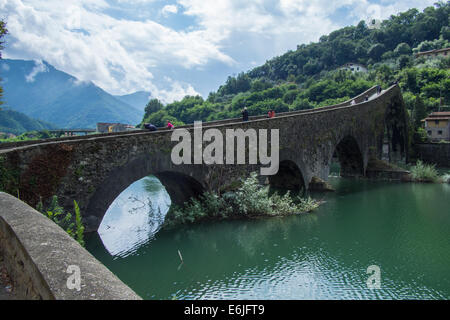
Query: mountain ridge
0 59 144 128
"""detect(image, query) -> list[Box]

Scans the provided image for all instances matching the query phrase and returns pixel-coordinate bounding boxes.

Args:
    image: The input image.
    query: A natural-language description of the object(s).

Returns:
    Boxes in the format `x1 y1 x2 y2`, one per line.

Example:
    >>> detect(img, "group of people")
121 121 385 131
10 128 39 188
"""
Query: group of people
143 103 284 131
143 121 174 131
241 107 276 122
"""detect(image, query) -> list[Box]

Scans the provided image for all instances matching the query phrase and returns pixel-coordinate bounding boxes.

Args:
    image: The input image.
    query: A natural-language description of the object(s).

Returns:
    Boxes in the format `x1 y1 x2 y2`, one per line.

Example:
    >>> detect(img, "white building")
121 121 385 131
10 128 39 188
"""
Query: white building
340 63 368 73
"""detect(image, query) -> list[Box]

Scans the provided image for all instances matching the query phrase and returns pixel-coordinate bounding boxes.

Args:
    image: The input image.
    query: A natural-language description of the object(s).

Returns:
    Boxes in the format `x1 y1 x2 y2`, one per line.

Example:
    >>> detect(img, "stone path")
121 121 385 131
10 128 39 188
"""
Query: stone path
0 256 16 300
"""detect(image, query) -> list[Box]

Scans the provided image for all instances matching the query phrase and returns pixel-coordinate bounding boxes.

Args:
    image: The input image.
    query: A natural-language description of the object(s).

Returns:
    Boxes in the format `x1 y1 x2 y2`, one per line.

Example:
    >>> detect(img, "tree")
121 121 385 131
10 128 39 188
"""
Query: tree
368 43 386 61
394 43 412 56
0 20 8 107
441 26 450 41
143 98 164 119
398 55 412 69
413 96 427 129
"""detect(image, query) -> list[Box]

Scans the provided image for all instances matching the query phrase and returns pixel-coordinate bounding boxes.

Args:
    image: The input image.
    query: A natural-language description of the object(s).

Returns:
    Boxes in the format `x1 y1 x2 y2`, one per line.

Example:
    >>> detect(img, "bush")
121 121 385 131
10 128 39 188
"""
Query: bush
442 173 450 184
410 161 439 183
37 196 85 246
164 172 320 227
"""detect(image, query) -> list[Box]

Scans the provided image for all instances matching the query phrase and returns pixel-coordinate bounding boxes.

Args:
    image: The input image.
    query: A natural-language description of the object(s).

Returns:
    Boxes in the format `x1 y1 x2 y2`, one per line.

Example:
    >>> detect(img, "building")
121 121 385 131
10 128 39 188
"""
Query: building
96 123 136 133
422 112 450 141
415 47 450 60
340 63 368 73
367 19 381 30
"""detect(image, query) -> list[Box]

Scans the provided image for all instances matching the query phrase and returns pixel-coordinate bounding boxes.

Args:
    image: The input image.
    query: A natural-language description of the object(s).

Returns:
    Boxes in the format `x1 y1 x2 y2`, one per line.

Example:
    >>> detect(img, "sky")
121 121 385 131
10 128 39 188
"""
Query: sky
0 0 438 103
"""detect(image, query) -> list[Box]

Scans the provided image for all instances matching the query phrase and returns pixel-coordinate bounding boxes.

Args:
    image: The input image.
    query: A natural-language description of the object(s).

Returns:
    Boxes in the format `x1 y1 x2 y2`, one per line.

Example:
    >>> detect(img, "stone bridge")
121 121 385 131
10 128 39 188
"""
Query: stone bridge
0 85 409 232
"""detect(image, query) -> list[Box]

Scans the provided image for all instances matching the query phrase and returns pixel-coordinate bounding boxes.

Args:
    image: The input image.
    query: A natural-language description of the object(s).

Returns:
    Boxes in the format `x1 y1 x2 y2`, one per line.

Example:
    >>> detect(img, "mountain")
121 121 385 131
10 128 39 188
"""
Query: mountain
114 91 151 112
0 108 56 135
0 59 143 128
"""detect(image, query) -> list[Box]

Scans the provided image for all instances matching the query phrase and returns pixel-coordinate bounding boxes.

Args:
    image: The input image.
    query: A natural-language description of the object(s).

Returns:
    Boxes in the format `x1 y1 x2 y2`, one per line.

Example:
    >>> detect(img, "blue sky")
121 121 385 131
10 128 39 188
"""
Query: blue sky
0 0 437 102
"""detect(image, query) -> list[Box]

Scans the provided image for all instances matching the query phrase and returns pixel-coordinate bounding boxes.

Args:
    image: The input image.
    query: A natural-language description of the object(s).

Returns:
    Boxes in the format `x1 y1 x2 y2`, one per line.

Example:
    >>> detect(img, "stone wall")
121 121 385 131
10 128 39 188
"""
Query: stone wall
0 192 141 300
416 143 450 167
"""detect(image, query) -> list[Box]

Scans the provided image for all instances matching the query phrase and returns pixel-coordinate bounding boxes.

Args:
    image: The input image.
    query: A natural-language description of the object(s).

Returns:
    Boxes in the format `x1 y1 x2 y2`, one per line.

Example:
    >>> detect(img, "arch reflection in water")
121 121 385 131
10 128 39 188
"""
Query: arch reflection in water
98 175 171 257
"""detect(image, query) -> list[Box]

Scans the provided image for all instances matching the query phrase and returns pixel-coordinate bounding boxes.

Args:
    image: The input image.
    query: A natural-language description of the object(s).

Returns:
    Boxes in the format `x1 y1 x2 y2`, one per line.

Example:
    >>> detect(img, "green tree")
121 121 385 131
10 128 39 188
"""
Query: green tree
143 98 164 120
394 42 412 56
368 43 386 61
413 96 427 129
441 26 450 41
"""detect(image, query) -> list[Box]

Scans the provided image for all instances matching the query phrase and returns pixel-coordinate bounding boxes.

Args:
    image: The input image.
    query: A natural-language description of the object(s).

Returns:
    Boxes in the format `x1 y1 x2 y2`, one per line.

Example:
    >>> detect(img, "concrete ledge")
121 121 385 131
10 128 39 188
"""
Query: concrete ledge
0 192 141 300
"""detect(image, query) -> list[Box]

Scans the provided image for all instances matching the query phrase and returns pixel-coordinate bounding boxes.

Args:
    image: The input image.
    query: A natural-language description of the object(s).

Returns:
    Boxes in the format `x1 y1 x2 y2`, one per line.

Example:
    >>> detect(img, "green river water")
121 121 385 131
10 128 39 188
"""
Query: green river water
85 176 450 300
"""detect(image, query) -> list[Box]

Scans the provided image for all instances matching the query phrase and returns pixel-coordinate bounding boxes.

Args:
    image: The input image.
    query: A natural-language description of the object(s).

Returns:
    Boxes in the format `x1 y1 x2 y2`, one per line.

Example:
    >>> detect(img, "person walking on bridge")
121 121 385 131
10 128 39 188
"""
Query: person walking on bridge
242 107 249 122
377 85 382 95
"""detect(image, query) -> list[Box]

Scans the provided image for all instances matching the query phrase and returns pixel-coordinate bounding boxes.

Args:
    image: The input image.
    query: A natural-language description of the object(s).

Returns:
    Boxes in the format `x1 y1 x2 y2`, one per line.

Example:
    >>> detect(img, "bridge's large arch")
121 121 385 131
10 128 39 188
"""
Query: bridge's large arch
83 155 205 232
331 135 365 177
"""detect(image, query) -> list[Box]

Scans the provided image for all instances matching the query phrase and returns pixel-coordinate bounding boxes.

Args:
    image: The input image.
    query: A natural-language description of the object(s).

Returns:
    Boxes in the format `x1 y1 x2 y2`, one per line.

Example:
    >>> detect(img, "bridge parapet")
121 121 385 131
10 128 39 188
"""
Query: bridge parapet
0 192 141 299
0 85 379 151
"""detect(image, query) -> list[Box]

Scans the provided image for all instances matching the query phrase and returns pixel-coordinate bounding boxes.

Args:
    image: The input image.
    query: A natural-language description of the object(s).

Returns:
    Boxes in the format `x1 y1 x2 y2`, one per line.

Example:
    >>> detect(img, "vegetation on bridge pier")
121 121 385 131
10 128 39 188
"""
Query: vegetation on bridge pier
163 172 320 228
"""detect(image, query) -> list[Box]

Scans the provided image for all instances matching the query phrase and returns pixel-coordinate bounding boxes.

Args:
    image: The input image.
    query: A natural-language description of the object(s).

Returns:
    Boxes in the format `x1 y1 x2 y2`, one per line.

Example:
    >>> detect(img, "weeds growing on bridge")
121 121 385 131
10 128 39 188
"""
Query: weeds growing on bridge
37 196 85 247
164 172 320 228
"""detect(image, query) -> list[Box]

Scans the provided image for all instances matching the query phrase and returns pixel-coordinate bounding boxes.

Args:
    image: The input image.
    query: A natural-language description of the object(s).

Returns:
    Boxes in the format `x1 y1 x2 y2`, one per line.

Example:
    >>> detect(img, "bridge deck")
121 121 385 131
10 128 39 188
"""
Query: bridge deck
0 85 390 153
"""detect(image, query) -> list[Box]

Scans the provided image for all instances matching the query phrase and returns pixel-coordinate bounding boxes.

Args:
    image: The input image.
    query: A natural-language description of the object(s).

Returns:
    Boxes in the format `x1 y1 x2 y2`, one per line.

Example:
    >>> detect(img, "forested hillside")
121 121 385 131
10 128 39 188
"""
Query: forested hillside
0 108 56 135
139 2 450 133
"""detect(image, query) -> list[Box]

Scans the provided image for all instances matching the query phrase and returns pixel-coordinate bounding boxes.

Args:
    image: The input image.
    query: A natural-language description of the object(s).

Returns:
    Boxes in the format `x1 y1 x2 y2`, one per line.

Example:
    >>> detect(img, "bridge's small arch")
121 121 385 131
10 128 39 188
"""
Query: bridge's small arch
332 136 364 177
268 160 306 194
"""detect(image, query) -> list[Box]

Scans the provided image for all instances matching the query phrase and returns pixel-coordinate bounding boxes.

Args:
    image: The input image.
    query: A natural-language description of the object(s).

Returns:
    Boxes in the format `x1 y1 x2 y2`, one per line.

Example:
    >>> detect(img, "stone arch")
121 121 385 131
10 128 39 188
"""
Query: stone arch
83 155 205 232
331 135 365 177
268 159 306 193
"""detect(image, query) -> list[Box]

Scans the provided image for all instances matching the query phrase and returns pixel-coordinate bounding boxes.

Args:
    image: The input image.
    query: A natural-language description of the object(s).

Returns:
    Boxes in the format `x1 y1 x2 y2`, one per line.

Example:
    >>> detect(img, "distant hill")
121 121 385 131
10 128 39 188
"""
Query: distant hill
0 108 56 135
0 59 143 128
114 91 151 112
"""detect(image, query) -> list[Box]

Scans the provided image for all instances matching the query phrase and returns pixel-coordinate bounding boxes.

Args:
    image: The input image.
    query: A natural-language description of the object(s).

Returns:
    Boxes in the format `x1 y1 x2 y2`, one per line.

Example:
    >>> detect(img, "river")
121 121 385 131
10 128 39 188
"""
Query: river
85 175 450 300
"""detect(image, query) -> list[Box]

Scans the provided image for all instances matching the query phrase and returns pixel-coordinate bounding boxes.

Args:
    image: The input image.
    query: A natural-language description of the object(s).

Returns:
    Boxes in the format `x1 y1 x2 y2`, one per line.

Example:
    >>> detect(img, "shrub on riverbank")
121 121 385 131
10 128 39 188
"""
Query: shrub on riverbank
410 161 440 183
164 172 320 227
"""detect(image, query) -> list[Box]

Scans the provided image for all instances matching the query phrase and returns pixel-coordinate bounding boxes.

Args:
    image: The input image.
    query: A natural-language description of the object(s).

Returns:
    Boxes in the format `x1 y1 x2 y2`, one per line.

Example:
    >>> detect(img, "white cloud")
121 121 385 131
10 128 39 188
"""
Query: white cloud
153 78 200 104
25 59 48 82
1 0 227 100
0 0 439 102
161 4 178 16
